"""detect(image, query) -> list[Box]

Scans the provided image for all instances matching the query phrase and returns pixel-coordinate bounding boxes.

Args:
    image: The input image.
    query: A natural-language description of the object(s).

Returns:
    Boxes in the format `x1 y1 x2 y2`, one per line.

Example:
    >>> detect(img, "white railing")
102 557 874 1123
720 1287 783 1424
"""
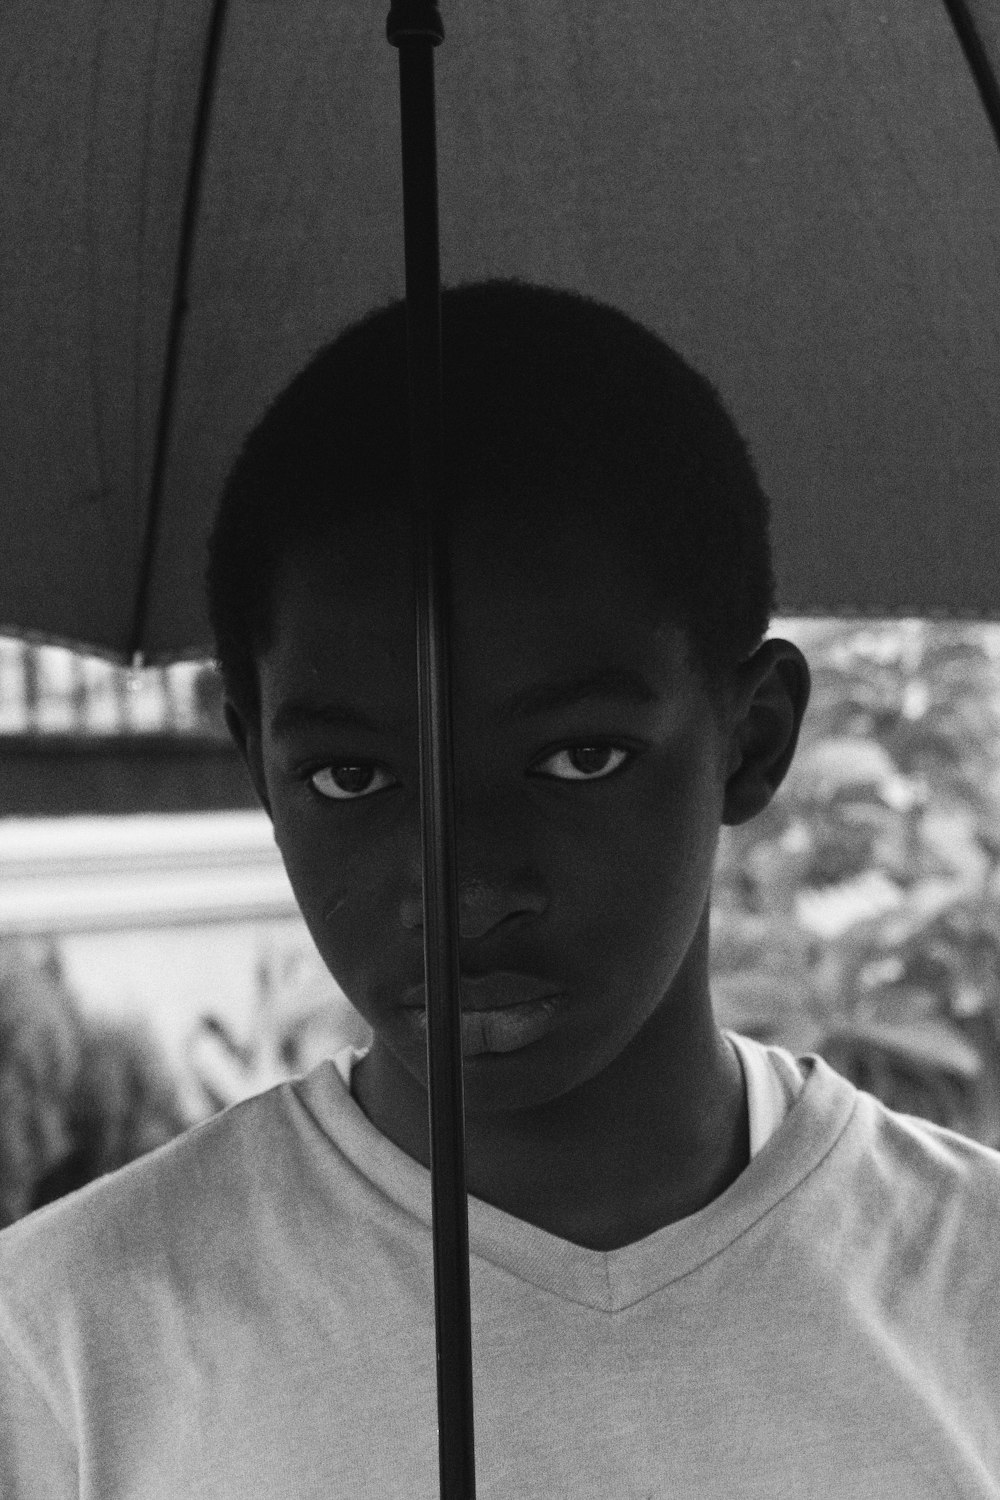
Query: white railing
0 636 222 737
0 811 297 935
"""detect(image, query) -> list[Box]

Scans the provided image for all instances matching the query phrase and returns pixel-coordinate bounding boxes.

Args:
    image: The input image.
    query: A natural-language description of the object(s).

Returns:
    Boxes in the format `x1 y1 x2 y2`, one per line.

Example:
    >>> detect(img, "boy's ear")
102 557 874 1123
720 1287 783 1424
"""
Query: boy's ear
223 700 273 820
722 638 810 827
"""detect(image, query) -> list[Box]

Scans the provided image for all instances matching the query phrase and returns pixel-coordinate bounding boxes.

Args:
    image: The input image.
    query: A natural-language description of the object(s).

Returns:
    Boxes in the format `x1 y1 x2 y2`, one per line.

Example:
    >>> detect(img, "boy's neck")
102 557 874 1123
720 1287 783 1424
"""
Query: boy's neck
350 998 749 1253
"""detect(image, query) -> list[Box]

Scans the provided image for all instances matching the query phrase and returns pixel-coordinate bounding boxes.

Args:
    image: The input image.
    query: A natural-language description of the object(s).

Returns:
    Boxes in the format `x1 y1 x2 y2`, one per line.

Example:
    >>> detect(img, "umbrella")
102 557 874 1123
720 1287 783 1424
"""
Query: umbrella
3 3 1000 1497
3 1 1000 658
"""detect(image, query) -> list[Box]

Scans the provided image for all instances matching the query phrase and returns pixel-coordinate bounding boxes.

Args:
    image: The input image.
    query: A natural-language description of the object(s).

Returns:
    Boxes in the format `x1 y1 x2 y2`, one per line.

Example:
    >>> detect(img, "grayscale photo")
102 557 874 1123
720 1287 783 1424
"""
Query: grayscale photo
1 3 999 1496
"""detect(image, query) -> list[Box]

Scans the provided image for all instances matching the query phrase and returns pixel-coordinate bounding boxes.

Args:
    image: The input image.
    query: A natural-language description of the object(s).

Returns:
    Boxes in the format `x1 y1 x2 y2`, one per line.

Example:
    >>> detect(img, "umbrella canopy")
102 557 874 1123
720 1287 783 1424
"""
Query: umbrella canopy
3 0 999 663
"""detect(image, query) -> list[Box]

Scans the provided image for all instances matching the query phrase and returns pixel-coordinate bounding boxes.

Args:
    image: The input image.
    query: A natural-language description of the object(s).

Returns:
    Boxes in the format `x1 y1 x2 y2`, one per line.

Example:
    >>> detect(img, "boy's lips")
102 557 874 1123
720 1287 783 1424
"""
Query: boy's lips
400 972 565 1057
401 971 559 1012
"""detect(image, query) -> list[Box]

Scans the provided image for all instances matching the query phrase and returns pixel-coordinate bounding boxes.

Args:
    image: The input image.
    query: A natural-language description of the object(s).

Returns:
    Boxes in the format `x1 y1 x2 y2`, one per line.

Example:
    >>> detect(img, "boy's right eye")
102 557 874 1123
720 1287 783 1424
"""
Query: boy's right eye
308 763 396 800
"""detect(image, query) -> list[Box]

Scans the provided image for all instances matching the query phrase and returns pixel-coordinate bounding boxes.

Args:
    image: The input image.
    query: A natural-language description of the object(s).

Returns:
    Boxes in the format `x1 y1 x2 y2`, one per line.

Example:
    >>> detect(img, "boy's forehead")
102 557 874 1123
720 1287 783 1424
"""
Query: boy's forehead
259 499 697 723
270 480 659 610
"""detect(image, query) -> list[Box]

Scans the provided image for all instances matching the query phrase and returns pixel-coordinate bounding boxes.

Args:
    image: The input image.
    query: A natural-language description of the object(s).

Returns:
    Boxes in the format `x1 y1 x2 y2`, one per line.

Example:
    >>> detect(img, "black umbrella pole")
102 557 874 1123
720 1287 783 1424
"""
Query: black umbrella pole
387 6 477 1500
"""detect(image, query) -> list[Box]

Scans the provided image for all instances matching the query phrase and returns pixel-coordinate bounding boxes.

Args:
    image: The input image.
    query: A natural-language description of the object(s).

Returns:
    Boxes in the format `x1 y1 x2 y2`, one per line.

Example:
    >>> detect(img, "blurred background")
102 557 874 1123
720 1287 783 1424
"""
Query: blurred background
4 617 1000 1226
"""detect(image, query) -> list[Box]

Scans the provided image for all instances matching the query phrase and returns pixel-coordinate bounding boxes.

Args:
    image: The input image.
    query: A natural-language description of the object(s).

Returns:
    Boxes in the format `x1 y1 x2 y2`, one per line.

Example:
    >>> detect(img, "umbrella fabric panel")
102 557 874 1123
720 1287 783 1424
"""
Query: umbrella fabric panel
425 0 1000 623
147 0 407 664
3 0 999 661
1 0 209 655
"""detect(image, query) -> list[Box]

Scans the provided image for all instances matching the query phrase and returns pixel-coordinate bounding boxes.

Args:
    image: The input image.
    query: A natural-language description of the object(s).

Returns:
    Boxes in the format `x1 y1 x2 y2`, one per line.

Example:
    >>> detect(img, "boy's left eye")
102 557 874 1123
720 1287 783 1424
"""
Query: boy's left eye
532 745 632 781
309 763 396 800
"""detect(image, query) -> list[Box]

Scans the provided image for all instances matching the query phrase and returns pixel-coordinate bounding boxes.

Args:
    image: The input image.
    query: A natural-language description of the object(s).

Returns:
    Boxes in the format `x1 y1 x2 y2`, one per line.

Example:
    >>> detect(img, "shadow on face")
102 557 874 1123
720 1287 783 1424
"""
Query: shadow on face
226 492 809 1115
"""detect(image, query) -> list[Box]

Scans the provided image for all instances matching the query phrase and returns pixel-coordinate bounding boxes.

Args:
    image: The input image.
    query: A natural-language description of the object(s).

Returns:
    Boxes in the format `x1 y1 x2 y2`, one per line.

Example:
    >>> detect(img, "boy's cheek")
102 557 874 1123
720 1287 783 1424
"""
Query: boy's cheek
274 843 418 1006
294 895 401 1019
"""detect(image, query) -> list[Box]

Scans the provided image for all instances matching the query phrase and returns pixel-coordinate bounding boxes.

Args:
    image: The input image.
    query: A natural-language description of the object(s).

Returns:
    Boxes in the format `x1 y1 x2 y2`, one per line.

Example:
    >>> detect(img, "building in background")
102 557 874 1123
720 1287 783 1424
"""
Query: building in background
0 636 254 818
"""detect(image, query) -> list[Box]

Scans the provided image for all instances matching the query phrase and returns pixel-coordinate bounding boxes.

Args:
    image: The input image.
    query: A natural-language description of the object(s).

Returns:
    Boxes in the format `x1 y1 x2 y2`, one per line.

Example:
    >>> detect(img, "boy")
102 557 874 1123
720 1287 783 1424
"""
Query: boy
1 280 998 1497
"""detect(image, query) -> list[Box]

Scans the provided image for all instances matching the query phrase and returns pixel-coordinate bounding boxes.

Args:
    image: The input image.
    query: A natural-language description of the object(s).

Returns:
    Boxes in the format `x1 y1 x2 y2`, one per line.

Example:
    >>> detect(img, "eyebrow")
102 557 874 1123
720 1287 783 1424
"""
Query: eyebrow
499 667 659 723
270 699 401 738
270 668 659 739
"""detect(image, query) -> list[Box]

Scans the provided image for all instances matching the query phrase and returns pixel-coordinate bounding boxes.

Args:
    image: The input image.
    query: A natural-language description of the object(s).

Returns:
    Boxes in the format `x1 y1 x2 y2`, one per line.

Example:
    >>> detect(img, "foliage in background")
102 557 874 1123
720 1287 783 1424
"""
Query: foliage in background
181 941 371 1116
711 620 1000 1149
0 941 82 1226
0 940 192 1226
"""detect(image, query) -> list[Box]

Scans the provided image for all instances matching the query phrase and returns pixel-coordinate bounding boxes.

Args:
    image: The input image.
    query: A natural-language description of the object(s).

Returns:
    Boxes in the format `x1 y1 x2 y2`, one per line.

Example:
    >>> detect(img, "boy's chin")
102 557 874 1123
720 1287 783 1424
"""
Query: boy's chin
386 1025 612 1119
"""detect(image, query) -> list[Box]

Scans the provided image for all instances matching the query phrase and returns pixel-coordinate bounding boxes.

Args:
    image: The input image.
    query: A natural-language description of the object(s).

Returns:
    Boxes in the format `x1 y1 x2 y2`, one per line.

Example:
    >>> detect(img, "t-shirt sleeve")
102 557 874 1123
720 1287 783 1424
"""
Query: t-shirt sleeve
0 1324 77 1499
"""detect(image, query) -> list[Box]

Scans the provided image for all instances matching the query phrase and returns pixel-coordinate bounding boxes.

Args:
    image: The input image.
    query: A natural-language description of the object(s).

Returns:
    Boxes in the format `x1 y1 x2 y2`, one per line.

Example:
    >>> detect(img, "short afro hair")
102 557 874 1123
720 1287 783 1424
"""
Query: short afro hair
207 278 774 722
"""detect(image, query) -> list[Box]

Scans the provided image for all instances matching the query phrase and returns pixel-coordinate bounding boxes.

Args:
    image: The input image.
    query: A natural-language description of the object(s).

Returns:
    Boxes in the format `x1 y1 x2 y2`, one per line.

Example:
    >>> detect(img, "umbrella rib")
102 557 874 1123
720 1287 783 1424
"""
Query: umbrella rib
126 0 233 663
940 0 1000 157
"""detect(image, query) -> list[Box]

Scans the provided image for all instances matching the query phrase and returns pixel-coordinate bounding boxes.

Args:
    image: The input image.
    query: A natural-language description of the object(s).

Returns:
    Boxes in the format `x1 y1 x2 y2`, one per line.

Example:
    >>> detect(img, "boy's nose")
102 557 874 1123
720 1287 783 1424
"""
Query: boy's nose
398 793 548 940
399 871 547 942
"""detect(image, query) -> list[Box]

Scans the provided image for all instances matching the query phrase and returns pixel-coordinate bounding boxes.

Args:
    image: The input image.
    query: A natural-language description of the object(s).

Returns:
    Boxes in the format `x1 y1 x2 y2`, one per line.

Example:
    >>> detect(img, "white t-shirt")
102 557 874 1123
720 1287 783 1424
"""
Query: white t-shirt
1 1029 998 1498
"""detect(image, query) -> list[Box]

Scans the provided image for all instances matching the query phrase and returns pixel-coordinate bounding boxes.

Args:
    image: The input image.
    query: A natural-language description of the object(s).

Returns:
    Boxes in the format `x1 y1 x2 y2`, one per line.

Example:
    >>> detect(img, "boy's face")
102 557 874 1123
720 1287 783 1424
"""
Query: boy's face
234 488 794 1117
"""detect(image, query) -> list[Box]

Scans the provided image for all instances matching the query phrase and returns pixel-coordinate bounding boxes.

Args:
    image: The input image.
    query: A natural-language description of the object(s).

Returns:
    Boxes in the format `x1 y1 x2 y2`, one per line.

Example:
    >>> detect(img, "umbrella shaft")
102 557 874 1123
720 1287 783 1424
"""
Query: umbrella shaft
388 8 478 1499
